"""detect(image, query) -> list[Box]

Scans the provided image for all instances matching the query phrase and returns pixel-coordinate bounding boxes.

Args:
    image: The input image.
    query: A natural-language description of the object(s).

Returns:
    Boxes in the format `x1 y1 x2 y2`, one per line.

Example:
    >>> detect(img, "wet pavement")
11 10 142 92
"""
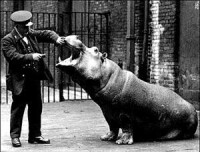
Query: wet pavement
1 100 199 152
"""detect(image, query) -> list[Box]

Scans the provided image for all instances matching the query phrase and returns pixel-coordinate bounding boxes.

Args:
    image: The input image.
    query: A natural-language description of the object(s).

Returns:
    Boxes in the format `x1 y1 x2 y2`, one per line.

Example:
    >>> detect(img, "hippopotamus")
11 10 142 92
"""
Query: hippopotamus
56 35 198 145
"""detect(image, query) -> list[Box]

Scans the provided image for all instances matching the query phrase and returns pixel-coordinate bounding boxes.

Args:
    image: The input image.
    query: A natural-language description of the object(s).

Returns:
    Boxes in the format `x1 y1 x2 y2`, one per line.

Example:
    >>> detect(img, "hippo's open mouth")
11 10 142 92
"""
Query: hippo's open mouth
56 39 83 67
64 40 82 60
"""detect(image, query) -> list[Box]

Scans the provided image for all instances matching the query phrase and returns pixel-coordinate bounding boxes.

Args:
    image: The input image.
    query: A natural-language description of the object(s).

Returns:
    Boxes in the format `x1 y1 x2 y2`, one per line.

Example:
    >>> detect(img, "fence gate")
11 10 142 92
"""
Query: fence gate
0 11 110 104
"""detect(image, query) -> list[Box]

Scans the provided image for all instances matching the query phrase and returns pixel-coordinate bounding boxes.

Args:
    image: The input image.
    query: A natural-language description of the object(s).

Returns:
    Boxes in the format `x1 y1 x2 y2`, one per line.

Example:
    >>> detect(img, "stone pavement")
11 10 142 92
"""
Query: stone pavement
1 100 199 152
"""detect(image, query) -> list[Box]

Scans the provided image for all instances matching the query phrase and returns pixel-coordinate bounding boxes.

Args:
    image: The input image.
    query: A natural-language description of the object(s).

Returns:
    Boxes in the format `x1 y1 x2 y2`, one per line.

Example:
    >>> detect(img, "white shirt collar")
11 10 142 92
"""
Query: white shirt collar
14 27 29 44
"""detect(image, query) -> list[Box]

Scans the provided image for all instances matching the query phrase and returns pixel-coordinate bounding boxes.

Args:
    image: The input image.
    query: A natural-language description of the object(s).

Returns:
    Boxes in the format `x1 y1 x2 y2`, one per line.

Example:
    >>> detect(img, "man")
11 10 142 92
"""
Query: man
1 10 65 147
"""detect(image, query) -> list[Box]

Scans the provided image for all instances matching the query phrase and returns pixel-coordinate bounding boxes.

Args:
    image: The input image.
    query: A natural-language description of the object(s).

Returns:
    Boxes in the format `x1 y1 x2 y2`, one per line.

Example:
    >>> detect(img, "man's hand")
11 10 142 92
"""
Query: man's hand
32 53 46 61
56 37 65 45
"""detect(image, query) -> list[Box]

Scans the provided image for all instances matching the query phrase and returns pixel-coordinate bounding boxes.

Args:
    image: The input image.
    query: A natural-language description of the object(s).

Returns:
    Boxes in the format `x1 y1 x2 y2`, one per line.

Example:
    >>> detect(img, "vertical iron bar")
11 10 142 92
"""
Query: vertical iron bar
0 11 4 104
74 12 77 100
74 12 77 34
87 12 90 47
5 11 9 104
68 12 71 100
81 12 83 40
0 12 1 104
93 13 96 46
68 76 70 100
87 12 90 99
100 14 103 52
48 13 51 103
37 13 39 29
74 82 76 100
42 13 45 102
105 13 109 56
59 13 64 101
53 13 56 102
80 12 83 99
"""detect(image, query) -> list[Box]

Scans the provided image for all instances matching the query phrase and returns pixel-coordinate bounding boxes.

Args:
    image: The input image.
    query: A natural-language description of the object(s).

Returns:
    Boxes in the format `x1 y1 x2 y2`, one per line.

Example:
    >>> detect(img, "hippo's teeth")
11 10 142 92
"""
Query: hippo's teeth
58 57 62 63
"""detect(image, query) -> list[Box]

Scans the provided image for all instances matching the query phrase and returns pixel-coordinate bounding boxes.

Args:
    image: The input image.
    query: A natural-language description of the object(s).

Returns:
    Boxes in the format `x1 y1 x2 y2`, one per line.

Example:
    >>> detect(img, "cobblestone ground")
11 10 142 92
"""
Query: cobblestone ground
1 100 199 152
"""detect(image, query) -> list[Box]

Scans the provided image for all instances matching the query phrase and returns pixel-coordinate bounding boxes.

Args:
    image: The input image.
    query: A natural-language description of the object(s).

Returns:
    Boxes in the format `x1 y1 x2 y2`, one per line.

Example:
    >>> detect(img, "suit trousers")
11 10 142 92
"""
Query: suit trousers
10 79 42 139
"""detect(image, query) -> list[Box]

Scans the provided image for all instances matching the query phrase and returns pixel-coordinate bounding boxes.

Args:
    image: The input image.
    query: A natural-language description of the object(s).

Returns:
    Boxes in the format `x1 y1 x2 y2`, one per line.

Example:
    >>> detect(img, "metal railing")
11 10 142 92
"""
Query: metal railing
0 11 110 104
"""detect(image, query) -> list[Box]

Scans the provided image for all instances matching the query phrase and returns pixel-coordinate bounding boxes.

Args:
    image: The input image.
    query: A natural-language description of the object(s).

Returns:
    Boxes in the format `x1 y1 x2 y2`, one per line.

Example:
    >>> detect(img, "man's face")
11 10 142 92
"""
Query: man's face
16 24 30 36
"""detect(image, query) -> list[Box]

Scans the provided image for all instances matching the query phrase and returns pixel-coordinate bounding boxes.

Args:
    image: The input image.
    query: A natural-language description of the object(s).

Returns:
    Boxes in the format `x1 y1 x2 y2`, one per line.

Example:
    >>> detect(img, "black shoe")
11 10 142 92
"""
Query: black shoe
12 138 21 147
28 136 50 144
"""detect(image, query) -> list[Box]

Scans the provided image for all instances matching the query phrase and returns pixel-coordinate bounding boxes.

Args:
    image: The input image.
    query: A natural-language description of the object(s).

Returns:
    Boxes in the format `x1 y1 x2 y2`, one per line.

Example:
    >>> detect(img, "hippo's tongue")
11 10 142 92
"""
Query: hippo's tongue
71 47 81 60
64 41 81 60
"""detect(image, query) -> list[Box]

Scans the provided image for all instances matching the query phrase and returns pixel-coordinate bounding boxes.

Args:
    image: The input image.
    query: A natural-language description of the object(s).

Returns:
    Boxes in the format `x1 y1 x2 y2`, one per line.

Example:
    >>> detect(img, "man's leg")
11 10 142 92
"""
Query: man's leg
27 80 50 144
10 95 26 139
27 80 42 139
10 94 26 147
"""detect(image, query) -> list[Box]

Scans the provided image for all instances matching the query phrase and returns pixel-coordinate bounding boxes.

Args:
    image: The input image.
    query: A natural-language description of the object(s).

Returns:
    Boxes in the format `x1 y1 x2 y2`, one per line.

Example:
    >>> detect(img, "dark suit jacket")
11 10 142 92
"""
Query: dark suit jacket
1 28 59 95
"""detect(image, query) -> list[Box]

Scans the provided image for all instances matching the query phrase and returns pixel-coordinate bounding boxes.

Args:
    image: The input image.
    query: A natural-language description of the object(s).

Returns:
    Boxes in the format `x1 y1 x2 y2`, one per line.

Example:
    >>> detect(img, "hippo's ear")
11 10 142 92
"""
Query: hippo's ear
101 52 107 61
102 52 107 59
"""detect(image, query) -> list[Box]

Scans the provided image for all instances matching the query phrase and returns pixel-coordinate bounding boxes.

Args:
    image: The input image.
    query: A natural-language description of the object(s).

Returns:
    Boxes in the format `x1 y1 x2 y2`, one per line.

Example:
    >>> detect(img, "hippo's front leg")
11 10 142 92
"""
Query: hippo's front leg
100 129 119 141
116 113 134 145
100 107 119 141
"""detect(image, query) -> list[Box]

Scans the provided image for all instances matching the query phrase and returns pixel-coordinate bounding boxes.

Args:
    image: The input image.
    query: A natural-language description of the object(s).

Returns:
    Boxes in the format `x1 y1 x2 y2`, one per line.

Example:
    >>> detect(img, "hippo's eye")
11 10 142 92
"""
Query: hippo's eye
78 43 83 49
75 35 79 39
94 47 99 53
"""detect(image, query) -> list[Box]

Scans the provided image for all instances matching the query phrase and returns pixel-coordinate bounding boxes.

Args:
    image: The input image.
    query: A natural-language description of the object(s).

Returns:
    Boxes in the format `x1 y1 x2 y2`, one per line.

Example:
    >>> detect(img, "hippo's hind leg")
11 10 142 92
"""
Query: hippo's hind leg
159 109 198 140
116 113 134 145
159 129 182 140
180 110 198 139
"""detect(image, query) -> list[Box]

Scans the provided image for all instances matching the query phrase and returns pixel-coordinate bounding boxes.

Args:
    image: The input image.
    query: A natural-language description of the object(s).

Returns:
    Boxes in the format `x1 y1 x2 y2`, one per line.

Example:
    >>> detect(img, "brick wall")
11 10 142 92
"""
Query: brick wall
1 0 13 11
149 0 178 91
89 0 127 66
89 0 179 90
24 1 58 13
1 1 14 36
24 1 58 30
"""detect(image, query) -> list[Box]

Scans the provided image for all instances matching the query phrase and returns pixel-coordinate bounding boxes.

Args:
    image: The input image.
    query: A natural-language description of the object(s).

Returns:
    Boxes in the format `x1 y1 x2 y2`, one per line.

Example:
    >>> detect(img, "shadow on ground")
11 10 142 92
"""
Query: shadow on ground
1 101 199 152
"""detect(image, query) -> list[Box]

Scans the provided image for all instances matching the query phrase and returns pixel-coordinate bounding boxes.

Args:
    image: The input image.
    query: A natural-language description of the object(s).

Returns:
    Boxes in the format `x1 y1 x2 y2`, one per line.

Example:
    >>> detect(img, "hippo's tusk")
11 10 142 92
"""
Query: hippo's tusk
58 57 62 63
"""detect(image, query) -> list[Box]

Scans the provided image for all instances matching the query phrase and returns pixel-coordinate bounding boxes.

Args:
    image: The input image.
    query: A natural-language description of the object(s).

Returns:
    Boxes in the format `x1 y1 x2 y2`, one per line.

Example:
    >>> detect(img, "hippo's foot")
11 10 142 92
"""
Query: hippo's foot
100 131 118 141
116 132 134 145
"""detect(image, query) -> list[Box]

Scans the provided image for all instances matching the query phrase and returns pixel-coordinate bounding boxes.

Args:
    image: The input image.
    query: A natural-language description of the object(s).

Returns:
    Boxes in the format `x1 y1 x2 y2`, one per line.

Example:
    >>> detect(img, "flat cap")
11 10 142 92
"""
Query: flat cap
10 10 33 26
